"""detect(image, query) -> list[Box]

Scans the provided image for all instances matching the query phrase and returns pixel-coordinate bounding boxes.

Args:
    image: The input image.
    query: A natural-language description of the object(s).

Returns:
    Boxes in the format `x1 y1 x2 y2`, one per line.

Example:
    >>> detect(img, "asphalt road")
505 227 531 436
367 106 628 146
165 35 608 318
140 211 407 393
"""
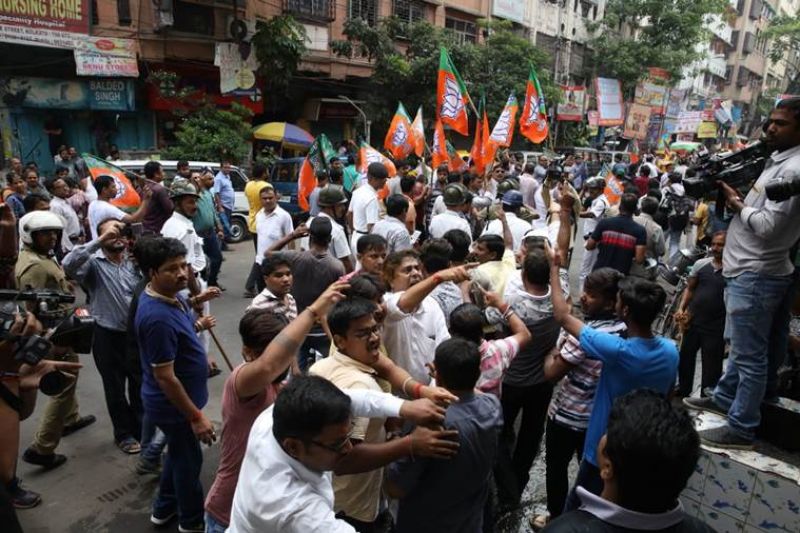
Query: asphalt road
15 227 608 533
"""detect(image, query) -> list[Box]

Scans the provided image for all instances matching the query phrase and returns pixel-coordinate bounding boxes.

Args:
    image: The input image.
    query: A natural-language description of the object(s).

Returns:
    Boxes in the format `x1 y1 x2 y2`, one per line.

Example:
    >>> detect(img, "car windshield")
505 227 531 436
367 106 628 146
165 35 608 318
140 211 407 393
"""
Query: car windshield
271 162 301 183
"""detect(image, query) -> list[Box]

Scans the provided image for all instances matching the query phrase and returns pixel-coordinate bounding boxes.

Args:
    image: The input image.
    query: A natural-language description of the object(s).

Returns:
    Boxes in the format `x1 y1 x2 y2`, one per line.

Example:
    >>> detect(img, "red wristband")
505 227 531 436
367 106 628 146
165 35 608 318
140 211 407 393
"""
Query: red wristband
412 383 423 399
189 410 202 423
432 273 443 284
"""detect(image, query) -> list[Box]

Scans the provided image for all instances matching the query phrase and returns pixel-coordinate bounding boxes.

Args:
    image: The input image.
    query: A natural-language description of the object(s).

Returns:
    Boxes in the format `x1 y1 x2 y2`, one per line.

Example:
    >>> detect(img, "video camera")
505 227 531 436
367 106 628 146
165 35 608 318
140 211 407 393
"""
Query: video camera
683 141 769 199
0 289 95 366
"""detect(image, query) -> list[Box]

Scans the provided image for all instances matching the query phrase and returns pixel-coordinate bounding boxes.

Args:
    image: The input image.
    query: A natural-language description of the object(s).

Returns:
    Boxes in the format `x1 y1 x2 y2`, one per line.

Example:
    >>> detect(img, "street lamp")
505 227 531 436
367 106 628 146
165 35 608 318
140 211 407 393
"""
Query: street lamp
337 94 371 145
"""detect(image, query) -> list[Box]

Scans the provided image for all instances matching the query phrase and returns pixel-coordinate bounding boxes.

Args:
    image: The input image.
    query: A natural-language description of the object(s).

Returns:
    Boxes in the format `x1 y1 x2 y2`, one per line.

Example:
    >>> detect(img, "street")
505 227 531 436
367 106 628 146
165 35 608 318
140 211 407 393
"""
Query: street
16 236 588 533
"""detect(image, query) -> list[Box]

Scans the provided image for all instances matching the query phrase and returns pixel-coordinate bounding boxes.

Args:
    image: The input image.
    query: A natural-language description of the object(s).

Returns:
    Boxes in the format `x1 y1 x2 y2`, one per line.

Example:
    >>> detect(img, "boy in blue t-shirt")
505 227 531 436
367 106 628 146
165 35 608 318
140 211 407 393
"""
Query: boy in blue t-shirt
547 243 678 513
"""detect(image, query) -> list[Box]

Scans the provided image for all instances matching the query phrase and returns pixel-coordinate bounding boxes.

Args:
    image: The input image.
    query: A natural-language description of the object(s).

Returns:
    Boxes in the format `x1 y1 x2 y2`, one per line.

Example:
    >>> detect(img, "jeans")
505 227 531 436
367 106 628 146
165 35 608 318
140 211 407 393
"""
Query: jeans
200 230 223 286
140 413 167 465
219 208 232 242
667 228 683 262
93 326 141 443
152 420 204 528
545 418 586 518
563 459 602 513
495 381 553 507
713 272 794 440
678 325 725 397
298 334 331 372
205 511 227 533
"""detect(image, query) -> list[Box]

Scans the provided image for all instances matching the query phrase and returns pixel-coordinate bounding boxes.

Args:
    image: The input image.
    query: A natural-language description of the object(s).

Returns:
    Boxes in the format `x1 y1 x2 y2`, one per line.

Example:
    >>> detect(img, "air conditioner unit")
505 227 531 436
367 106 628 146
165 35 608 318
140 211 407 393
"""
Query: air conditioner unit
226 15 256 42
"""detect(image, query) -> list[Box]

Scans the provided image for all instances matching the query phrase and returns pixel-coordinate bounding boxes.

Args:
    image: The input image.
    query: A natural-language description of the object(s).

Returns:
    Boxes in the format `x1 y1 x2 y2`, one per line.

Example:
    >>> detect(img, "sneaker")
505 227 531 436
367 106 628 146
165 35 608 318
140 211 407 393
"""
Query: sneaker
135 457 161 475
22 448 67 470
178 523 205 532
150 509 177 526
62 415 96 436
9 479 41 509
682 396 728 417
699 426 755 450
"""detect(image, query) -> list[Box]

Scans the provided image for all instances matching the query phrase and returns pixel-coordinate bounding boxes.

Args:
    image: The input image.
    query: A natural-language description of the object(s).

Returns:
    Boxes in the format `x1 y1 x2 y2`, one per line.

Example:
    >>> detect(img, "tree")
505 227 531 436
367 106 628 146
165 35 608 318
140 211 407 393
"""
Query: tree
587 0 727 94
764 15 800 94
162 102 253 164
331 18 556 147
250 15 307 94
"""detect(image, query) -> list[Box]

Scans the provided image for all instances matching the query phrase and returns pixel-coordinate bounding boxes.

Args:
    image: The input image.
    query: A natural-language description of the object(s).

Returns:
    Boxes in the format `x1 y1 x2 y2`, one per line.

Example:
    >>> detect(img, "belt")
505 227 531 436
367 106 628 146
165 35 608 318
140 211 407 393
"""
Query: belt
355 230 369 235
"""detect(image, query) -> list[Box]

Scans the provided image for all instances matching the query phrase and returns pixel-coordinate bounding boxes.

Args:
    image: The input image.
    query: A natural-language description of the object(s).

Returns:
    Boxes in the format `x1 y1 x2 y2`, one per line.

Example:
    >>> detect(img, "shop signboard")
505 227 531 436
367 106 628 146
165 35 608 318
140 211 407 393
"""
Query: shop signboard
74 37 139 77
2 78 135 111
0 0 90 48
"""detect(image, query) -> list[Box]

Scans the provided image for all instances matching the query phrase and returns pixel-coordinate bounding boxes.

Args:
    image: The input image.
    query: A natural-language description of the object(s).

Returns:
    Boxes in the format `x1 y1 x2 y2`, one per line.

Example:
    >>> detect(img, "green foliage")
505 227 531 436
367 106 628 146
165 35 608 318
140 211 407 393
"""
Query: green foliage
330 18 556 147
587 0 726 93
251 15 307 94
764 15 800 65
162 103 253 165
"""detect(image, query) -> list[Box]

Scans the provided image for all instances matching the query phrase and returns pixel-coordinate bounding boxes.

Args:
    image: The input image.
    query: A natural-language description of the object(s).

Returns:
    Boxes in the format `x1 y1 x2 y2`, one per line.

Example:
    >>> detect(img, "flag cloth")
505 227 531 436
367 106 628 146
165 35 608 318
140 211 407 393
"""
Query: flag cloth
488 93 519 148
384 102 414 160
469 96 486 174
437 47 470 136
411 106 426 157
82 154 141 211
446 141 467 173
298 133 335 211
431 119 449 170
602 164 623 205
358 142 396 200
481 107 497 169
520 66 549 144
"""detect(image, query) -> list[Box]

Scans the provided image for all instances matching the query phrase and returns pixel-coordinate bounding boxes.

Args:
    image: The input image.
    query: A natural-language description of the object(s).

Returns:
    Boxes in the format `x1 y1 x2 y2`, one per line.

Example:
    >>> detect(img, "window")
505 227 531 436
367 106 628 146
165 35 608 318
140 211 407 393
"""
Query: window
173 0 215 34
393 0 425 23
91 0 98 24
349 0 377 26
284 0 335 22
445 17 477 44
117 0 131 25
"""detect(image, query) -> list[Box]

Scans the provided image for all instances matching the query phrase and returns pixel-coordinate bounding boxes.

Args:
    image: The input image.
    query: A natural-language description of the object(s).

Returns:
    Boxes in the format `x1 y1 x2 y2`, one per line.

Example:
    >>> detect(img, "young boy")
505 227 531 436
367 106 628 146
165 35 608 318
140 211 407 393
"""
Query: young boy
340 234 387 282
386 338 503 533
247 255 296 320
549 241 678 512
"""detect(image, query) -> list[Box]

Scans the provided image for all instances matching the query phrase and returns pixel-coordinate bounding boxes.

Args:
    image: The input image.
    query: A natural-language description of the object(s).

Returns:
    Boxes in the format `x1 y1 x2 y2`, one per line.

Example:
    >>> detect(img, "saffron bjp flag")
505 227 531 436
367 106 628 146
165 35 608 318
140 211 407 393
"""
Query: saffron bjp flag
431 119 449 170
520 66 549 144
446 141 467 173
437 47 470 136
481 107 498 169
488 93 519 148
83 154 141 211
298 133 335 211
358 142 397 200
469 96 487 174
411 106 426 157
602 164 624 205
384 102 414 160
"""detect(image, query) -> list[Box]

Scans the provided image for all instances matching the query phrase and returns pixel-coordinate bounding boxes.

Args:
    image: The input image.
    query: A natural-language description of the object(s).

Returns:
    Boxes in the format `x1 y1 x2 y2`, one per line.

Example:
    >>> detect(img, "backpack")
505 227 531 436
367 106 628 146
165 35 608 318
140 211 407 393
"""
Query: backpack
661 192 692 231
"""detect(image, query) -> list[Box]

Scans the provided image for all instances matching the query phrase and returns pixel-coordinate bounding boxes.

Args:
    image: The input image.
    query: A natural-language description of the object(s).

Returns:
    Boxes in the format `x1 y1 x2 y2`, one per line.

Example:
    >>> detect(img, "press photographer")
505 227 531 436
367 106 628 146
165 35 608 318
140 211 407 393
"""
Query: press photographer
62 219 144 454
684 97 800 450
15 211 96 470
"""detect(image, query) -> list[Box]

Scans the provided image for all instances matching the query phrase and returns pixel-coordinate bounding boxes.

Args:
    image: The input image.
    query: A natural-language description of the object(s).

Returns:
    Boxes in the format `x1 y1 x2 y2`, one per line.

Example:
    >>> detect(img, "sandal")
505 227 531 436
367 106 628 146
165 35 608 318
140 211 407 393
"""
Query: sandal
117 437 142 455
530 513 551 531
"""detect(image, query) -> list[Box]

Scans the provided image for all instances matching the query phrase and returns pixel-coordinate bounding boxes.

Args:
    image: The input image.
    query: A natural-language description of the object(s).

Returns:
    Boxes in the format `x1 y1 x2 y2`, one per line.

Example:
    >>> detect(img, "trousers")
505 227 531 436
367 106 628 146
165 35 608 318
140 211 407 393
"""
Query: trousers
30 351 81 455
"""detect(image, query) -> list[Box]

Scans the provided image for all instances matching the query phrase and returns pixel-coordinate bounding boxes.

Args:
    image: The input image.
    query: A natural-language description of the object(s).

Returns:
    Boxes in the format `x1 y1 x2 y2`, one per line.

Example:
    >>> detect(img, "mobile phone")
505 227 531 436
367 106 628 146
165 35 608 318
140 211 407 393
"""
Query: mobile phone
130 222 143 237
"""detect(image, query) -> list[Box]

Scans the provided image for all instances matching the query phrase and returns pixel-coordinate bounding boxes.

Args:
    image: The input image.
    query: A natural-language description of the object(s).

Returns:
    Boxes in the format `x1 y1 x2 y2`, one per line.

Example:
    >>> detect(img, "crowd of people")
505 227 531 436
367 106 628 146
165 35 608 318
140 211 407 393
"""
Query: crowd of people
1 98 800 533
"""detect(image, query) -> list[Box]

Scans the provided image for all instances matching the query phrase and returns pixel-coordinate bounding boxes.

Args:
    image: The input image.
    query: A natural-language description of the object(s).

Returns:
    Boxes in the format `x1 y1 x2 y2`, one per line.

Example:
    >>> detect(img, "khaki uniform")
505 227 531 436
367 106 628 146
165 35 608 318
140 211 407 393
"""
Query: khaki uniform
16 247 80 455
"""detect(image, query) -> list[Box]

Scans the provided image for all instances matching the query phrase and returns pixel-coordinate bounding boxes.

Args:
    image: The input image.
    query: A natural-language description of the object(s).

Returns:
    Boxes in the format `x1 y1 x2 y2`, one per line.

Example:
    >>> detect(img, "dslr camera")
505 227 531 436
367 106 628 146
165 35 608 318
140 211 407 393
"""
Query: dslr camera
683 142 768 199
0 289 95 366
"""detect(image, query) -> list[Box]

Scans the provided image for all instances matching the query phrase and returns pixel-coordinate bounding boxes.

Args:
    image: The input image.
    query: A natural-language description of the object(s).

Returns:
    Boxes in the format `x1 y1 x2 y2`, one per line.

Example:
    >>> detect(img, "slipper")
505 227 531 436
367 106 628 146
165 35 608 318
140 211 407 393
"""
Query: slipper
117 437 142 455
208 364 222 378
530 513 550 531
62 415 96 437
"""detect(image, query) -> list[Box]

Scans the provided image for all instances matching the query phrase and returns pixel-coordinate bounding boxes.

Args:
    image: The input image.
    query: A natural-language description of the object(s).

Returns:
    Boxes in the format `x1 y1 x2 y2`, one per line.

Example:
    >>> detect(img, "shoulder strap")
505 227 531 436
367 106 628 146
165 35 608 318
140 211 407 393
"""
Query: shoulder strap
0 382 21 415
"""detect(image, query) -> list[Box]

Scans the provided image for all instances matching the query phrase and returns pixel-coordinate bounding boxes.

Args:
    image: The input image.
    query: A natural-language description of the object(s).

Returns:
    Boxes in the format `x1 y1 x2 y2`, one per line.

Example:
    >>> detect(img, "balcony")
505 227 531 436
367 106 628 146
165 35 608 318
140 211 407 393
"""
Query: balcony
706 55 727 79
283 0 336 23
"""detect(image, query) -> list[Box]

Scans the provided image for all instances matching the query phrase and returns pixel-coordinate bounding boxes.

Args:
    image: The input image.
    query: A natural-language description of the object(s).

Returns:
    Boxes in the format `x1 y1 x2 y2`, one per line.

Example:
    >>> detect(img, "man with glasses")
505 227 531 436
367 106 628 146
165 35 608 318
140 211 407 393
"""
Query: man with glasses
228 374 459 533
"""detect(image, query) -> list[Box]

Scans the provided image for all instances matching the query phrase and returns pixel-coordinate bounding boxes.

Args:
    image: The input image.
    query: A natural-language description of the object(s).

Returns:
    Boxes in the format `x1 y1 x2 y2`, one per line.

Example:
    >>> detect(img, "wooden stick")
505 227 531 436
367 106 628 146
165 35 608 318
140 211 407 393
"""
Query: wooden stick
208 327 234 372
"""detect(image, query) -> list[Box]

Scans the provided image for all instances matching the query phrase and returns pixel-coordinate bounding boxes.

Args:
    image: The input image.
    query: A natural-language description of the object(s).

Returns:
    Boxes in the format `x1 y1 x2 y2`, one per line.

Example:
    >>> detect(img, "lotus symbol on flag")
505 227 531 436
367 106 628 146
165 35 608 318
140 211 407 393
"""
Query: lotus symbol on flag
113 177 127 200
392 121 409 147
490 108 512 143
441 76 465 121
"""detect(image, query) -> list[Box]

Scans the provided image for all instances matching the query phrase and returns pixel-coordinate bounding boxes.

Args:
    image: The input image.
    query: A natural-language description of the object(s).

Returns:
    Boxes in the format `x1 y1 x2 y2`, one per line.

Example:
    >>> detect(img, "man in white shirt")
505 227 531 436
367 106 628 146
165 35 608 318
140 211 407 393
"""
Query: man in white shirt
46 175 82 252
482 191 532 251
87 174 150 240
518 163 540 209
302 186 354 272
228 375 457 533
382 250 472 384
371 194 412 254
429 184 472 243
578 177 610 291
254 185 294 291
348 162 388 256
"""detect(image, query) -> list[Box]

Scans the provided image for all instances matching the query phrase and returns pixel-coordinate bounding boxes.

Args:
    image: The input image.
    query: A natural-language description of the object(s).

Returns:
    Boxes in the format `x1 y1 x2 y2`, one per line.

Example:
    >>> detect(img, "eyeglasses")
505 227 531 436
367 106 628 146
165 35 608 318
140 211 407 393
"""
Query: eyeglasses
310 430 354 454
352 324 382 340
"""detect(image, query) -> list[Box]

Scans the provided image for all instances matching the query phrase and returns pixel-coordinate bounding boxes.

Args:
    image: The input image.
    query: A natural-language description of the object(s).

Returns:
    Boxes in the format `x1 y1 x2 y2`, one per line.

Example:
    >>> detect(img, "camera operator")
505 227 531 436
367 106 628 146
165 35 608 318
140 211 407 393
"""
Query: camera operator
15 211 95 469
62 218 144 454
0 312 82 517
684 98 800 449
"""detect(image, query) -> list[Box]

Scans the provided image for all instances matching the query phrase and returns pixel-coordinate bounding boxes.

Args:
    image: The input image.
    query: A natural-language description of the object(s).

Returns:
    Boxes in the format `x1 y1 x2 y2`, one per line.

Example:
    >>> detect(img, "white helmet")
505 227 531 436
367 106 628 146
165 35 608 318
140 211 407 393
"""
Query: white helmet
19 211 64 245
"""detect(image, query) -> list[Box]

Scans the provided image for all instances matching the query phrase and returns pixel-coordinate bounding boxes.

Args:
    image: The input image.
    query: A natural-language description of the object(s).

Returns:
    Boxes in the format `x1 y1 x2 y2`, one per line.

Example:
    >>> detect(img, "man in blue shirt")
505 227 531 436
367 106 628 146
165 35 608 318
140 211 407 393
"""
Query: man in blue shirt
213 161 235 245
548 231 678 512
134 237 216 532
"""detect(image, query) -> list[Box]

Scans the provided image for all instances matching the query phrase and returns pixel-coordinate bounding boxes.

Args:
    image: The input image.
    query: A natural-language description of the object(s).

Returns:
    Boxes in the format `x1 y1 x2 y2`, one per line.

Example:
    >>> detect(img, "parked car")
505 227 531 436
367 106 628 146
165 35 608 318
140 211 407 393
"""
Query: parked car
268 156 348 223
115 160 251 242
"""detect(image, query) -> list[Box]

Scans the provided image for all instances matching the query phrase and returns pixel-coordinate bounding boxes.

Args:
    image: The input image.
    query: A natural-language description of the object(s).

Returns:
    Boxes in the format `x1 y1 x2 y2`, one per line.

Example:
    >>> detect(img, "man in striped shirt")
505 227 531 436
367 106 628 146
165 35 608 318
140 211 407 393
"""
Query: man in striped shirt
586 193 646 276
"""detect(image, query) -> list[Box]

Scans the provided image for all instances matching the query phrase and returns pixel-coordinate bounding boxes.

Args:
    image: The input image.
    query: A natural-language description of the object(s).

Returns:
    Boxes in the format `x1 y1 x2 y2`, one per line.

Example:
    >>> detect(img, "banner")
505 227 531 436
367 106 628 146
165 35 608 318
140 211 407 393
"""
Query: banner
0 0 90 49
696 122 717 139
595 78 624 126
1 77 135 111
665 89 686 118
645 115 664 146
674 111 704 133
587 110 599 136
623 103 652 140
634 81 668 115
75 37 139 78
556 85 585 122
215 43 258 95
492 0 525 23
